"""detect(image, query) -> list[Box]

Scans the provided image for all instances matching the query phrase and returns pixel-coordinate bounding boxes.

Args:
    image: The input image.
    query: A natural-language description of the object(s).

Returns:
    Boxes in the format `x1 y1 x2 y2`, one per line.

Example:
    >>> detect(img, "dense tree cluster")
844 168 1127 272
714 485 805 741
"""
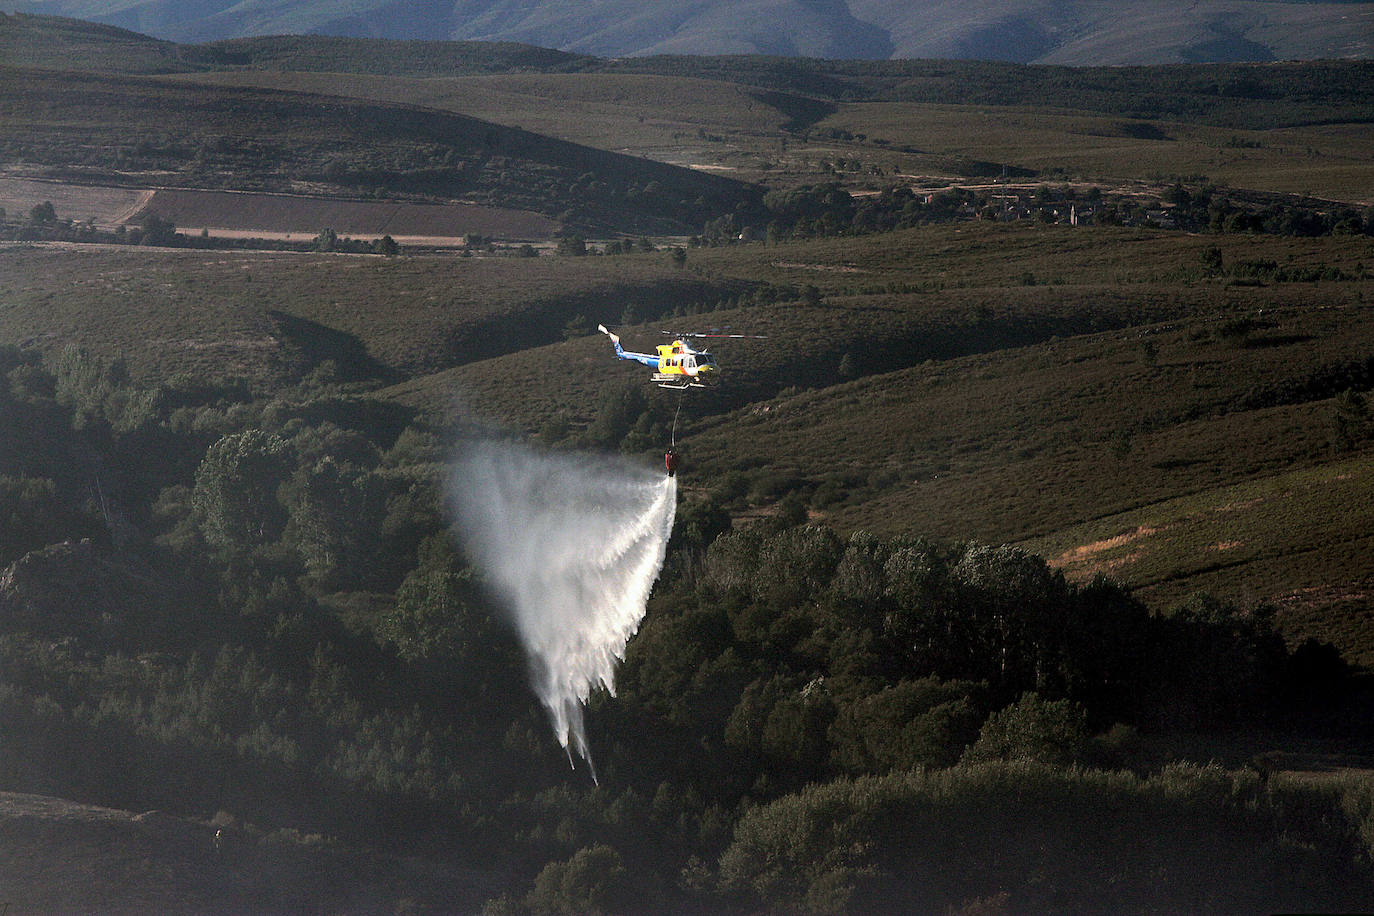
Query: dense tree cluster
1163 184 1374 236
740 182 1374 245
0 342 1368 913
2 203 407 255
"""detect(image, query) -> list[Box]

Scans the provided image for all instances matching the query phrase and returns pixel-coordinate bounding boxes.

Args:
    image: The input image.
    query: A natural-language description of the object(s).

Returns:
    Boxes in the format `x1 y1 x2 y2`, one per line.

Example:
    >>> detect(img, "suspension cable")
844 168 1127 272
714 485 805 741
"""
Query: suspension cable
671 389 685 447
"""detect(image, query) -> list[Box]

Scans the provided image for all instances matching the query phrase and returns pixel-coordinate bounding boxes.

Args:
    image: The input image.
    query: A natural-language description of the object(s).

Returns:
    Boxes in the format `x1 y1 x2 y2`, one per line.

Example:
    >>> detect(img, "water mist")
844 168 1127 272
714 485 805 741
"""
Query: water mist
447 440 676 781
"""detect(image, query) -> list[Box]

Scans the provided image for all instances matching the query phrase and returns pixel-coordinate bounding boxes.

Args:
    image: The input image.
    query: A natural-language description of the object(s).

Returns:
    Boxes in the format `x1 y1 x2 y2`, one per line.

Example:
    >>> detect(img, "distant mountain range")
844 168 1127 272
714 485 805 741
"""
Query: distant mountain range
2 0 1371 64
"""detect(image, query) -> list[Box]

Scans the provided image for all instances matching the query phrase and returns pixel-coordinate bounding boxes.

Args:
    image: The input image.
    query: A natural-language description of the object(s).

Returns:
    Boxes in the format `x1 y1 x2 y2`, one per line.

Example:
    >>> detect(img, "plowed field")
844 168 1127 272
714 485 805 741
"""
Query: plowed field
0 178 561 242
141 188 560 241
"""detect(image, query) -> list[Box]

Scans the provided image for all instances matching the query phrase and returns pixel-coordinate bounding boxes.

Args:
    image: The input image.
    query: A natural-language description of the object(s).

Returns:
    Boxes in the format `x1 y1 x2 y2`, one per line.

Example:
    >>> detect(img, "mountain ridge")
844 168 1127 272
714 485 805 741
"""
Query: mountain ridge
2 0 1371 64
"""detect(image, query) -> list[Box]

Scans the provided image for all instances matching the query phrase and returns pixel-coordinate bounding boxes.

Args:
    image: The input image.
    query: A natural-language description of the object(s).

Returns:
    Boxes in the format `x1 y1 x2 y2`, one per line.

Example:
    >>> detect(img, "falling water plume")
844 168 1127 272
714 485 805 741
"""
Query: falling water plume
447 440 677 781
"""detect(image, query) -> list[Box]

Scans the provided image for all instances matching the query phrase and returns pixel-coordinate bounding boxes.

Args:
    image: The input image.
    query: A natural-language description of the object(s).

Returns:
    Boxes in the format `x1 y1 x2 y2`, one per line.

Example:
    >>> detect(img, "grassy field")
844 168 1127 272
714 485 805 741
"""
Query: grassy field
0 790 499 912
178 69 1374 203
1023 457 1374 664
180 70 797 152
0 65 759 234
817 104 1374 202
0 244 751 382
378 223 1345 407
678 296 1374 533
0 180 561 242
0 177 149 227
346 222 1374 667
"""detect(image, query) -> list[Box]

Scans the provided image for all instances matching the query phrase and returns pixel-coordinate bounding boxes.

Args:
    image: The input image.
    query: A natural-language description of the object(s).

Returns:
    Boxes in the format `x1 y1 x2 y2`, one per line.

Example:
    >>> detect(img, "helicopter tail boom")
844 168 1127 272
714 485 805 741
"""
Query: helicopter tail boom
599 325 658 368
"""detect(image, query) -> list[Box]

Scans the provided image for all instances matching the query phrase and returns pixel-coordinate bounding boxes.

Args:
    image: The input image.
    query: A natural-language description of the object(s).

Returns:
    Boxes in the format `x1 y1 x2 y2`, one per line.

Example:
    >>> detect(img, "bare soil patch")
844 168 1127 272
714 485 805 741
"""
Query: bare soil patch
1052 524 1163 566
0 177 147 228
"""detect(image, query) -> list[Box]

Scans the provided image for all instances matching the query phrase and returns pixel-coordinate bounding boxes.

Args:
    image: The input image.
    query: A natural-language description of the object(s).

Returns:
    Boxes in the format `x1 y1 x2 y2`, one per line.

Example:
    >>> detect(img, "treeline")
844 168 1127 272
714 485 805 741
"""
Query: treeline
5 203 402 255
1163 183 1374 236
0 342 1370 912
13 183 1370 263
724 182 1374 245
624 524 1355 768
716 761 1374 914
195 34 593 77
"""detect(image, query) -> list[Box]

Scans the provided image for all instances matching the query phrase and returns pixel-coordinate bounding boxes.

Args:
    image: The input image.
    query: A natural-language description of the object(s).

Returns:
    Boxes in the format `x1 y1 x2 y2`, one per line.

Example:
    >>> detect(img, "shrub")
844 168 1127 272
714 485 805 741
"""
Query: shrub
526 844 633 916
718 763 1374 915
961 692 1090 767
829 677 983 772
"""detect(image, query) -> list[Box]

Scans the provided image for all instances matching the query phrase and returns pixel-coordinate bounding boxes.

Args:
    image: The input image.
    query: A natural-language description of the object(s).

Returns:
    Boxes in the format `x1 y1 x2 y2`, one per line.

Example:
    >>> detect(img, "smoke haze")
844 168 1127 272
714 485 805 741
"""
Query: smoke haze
447 440 676 779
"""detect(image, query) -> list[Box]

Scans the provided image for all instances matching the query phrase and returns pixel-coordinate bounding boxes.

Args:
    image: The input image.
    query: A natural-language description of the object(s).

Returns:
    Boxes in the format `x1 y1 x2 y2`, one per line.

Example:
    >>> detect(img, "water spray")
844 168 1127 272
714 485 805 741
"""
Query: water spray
447 440 677 781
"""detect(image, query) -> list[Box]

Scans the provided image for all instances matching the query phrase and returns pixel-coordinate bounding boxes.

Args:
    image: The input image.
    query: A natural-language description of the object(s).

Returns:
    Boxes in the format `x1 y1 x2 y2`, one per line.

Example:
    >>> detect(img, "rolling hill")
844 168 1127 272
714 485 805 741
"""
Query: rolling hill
358 222 1374 663
6 14 1372 214
2 0 1372 63
0 62 762 234
2 23 1374 915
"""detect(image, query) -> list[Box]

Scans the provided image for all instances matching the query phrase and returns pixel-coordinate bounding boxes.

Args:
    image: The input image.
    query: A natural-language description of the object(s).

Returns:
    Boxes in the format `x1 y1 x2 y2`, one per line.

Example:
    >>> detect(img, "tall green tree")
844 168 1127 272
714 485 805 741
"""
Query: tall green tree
282 457 389 589
192 430 292 553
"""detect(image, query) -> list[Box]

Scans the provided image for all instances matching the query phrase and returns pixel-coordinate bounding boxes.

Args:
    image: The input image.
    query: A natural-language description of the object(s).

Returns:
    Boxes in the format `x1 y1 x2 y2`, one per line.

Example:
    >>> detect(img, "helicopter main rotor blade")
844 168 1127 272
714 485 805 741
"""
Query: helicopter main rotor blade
660 331 768 339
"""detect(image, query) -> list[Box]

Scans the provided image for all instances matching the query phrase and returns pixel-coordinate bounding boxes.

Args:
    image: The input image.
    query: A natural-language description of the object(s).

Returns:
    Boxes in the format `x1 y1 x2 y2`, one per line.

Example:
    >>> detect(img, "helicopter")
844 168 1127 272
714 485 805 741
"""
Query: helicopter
597 324 761 390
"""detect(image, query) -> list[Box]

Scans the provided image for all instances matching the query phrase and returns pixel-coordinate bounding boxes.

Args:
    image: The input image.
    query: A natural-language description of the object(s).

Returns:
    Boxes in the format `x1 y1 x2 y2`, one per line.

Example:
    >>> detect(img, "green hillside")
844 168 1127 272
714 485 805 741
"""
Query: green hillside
7 16 1373 204
0 65 760 234
0 245 753 381
0 10 192 72
1023 456 1374 665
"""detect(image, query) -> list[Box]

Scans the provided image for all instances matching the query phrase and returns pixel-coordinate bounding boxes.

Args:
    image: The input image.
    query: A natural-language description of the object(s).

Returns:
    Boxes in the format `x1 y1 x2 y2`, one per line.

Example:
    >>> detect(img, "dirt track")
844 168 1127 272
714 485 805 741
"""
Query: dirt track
0 177 147 228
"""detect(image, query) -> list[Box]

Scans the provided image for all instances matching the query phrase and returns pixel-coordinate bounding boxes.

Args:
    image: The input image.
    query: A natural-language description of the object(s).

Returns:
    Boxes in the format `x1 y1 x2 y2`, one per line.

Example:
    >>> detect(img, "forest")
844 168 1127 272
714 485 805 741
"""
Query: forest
1 14 1373 915
0 336 1369 913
